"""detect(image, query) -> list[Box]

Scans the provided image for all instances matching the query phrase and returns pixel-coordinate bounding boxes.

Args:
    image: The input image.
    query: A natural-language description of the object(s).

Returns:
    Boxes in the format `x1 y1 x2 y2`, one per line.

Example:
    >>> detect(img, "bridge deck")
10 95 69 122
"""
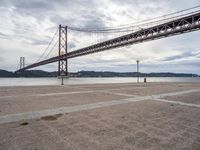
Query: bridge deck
0 82 200 149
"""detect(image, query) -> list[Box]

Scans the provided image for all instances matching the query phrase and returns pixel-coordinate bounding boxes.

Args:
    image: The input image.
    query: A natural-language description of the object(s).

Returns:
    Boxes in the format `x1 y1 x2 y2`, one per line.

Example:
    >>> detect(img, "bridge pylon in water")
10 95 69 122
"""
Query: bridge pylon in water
58 25 68 77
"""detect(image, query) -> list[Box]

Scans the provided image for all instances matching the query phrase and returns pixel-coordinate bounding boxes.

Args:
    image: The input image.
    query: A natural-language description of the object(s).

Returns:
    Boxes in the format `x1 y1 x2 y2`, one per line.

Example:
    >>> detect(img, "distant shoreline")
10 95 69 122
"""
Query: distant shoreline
0 69 199 78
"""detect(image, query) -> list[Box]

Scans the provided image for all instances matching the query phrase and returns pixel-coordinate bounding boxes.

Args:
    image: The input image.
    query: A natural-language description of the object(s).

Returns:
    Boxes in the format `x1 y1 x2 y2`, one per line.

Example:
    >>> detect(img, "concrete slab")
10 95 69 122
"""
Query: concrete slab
0 85 88 97
0 92 128 115
1 100 200 150
108 83 200 96
163 92 200 105
0 82 200 150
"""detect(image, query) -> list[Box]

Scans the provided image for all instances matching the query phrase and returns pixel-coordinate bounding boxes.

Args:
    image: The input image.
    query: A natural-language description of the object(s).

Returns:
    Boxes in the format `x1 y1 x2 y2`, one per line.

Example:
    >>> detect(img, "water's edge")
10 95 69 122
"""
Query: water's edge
0 77 200 87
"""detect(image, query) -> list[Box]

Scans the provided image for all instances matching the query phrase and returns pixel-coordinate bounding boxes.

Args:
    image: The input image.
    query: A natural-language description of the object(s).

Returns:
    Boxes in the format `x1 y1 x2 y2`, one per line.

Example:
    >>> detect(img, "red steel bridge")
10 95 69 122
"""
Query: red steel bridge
16 6 200 76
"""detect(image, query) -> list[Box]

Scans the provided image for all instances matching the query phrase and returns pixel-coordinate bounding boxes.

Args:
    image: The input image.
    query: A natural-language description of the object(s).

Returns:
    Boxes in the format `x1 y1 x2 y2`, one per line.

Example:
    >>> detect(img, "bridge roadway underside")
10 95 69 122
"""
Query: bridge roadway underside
17 12 200 72
0 82 200 149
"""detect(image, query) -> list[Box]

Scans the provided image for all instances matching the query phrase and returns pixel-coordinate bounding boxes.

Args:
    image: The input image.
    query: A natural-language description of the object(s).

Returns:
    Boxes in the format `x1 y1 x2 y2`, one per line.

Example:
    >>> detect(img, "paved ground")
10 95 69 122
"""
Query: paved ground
0 82 200 150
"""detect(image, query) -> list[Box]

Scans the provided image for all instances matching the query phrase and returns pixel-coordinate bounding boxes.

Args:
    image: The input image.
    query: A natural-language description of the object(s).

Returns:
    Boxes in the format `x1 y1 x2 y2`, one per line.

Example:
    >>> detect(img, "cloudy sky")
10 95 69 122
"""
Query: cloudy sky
0 0 200 74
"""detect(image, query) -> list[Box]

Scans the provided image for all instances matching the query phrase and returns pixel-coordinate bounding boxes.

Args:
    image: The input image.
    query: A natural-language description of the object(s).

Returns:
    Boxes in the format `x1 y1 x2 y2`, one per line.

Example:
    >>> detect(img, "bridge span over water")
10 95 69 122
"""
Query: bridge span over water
16 7 200 76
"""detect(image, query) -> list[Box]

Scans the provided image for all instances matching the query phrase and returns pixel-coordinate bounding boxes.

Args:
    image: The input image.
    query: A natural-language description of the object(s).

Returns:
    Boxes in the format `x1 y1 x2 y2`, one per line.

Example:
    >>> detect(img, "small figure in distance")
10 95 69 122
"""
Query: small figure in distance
144 77 147 83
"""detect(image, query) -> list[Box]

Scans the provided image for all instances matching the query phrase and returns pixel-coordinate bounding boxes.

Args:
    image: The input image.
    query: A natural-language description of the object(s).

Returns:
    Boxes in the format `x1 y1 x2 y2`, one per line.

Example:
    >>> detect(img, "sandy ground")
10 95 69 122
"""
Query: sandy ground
0 82 200 150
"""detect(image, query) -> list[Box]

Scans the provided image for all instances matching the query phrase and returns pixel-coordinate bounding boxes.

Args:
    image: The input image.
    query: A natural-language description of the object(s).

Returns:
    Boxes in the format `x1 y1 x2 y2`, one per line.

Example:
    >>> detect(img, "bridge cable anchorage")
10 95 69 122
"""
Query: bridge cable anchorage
16 5 200 72
35 28 59 63
67 5 200 33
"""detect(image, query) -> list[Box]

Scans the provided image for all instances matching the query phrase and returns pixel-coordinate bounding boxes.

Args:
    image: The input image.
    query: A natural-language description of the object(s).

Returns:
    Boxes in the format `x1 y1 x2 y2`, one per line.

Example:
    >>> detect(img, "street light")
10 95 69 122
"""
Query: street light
60 71 65 85
136 60 139 83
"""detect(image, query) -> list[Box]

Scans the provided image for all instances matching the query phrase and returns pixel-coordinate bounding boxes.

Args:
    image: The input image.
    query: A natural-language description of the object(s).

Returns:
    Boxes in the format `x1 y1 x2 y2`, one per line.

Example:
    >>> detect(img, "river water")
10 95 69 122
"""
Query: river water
0 77 200 86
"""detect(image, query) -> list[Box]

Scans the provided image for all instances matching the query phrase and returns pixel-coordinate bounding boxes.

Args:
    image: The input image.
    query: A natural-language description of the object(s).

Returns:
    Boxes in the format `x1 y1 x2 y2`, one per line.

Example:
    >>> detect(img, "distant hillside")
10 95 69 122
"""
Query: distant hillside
0 69 199 77
0 70 57 77
77 71 199 77
15 70 57 77
0 70 14 77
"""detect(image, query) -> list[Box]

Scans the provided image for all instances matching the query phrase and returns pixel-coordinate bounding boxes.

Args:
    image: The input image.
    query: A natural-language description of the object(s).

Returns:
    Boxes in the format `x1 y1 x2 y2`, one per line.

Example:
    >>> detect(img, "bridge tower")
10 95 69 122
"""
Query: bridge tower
20 57 25 69
58 25 68 77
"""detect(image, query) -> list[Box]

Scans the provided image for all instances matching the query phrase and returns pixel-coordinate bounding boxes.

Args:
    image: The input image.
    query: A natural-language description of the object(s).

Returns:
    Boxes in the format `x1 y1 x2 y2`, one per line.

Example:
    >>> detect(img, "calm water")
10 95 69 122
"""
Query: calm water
0 77 200 86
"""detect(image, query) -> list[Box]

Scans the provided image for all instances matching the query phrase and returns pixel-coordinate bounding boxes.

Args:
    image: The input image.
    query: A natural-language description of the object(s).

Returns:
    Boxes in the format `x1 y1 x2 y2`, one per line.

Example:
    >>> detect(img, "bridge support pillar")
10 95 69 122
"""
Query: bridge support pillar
20 57 25 69
58 25 68 77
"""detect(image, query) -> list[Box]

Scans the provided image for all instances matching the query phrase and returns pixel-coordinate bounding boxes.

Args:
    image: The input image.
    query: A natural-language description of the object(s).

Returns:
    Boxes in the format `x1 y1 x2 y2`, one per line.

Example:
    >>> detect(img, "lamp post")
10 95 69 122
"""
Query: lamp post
136 60 139 83
61 71 65 85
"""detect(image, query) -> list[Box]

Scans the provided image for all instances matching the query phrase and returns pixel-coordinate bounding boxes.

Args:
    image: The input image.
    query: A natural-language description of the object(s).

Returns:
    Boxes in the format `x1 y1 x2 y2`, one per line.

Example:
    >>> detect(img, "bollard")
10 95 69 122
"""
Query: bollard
60 71 66 85
61 76 64 85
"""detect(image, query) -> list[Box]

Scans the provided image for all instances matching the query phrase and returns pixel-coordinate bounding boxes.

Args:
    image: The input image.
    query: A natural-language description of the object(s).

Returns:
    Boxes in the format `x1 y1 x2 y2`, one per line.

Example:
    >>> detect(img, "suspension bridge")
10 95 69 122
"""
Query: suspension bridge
16 6 200 76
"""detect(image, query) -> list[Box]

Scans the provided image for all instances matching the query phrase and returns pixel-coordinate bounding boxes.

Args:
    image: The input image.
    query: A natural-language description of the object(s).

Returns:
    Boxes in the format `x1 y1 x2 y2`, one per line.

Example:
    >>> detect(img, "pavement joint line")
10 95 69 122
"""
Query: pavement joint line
0 99 132 124
152 98 200 108
76 86 146 91
0 87 144 99
34 90 98 96
72 83 145 88
0 90 106 98
1 85 192 99
151 89 200 98
100 91 138 97
0 88 199 124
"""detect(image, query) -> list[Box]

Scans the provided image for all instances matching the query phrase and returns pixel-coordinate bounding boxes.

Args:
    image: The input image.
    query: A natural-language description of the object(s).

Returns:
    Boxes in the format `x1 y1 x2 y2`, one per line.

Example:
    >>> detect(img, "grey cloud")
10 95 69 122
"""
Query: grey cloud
0 56 4 62
0 0 108 32
18 0 100 32
30 39 49 46
0 0 11 7
114 0 164 4
50 1 103 28
82 17 106 29
50 15 77 28
0 0 56 23
113 0 167 12
10 0 55 13
0 32 10 39
68 42 76 49
183 61 200 67
12 0 53 10
162 51 200 61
